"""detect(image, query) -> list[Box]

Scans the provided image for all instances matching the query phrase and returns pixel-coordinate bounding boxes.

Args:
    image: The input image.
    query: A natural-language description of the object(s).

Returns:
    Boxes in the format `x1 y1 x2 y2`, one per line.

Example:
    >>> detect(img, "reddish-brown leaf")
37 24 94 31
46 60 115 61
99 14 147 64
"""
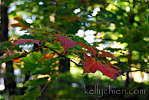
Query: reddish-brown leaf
105 60 120 70
82 55 97 73
86 46 97 56
76 42 97 56
96 62 119 80
7 49 13 56
13 39 41 47
82 55 119 80
99 50 115 59
38 54 55 62
76 42 87 47
14 17 21 21
55 34 76 54
80 0 86 3
62 16 81 22
13 58 22 63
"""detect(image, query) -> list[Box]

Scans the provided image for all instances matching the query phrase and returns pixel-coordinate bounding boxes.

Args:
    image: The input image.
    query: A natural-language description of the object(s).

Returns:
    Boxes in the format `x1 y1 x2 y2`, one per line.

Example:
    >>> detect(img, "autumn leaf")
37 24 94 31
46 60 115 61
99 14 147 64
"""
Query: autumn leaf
13 39 41 47
62 16 81 22
77 42 115 58
82 55 119 80
77 42 97 56
105 60 120 70
80 0 86 3
55 34 76 54
86 46 97 56
76 42 87 47
97 63 120 80
7 49 13 56
9 23 22 27
13 58 22 63
14 17 21 21
38 54 55 62
82 55 98 73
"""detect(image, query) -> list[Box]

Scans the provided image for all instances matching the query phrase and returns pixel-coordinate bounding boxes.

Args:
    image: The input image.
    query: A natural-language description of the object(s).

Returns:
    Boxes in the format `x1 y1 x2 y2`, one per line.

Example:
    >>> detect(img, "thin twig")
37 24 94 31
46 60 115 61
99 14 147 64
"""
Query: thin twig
43 45 82 67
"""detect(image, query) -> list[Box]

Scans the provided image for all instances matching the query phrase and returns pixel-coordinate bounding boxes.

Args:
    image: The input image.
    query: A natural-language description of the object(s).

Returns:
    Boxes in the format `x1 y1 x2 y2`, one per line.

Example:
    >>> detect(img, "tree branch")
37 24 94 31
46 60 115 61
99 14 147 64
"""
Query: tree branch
0 45 82 67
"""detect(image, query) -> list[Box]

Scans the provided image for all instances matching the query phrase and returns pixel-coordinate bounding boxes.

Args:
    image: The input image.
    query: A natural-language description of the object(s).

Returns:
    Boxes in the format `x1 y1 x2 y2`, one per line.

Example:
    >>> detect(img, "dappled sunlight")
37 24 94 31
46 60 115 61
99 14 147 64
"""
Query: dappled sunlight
74 8 81 14
131 68 149 83
37 74 51 81
110 42 128 49
70 66 83 76
76 29 85 37
92 7 100 16
0 78 5 91
1 0 149 100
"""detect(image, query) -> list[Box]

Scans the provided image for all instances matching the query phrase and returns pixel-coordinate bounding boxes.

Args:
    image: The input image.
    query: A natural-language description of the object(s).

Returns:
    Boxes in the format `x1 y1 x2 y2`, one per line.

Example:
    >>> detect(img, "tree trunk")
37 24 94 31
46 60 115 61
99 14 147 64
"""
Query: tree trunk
0 1 16 94
0 2 8 42
59 58 70 72
125 0 136 88
125 50 133 87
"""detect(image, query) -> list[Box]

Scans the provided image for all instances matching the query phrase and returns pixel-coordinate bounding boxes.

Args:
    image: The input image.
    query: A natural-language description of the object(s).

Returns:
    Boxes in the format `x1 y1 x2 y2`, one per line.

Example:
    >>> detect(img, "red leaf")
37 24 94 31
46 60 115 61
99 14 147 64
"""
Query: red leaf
80 0 86 3
13 58 22 63
105 60 120 70
99 50 115 59
86 46 97 56
96 62 119 80
77 42 97 56
76 42 87 47
82 55 98 73
13 39 41 47
55 34 76 54
82 55 119 80
38 54 55 62
7 49 13 56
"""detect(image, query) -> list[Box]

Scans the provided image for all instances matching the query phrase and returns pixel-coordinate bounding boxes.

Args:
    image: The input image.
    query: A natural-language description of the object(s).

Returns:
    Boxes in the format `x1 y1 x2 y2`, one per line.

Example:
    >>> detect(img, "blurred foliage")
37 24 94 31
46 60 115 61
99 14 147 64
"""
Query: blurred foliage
1 0 149 100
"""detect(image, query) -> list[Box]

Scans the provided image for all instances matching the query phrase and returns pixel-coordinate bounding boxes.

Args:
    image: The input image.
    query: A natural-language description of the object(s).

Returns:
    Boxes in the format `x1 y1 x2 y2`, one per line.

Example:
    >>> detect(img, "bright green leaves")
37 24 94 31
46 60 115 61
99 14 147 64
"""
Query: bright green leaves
20 52 58 75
